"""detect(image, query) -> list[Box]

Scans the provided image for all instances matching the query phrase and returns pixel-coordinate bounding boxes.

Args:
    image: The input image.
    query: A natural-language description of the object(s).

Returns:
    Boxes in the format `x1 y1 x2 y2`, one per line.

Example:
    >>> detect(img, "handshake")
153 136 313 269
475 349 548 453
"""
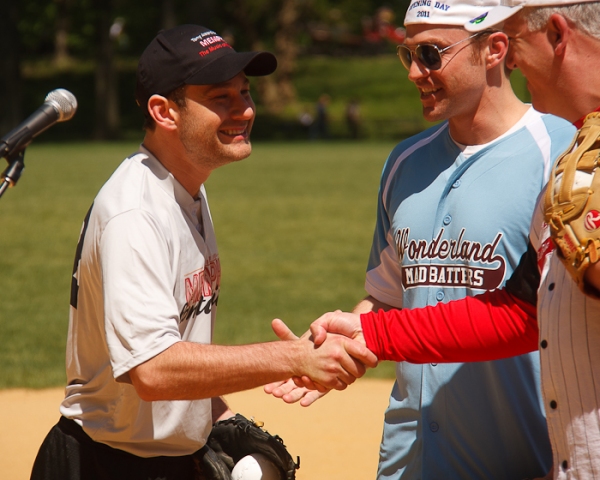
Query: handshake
265 311 371 407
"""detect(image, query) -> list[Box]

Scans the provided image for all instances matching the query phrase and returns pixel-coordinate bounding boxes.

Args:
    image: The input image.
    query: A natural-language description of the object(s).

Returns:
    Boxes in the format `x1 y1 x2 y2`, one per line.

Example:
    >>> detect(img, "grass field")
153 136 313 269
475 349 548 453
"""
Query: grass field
0 140 399 388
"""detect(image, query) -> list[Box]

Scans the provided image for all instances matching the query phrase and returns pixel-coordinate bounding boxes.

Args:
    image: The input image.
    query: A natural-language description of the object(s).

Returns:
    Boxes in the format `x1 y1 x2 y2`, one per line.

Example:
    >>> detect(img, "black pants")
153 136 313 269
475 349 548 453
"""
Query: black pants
30 417 196 480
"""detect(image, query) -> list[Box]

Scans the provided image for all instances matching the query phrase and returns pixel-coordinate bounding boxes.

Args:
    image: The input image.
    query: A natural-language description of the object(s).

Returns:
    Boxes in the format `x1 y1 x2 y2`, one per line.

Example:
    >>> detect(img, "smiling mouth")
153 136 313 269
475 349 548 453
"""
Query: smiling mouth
221 128 248 138
419 87 440 96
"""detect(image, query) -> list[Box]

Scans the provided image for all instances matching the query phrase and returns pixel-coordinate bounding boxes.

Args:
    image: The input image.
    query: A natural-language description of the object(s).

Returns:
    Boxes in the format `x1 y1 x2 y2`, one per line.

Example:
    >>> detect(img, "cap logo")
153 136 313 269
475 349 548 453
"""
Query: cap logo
469 12 489 24
191 31 232 57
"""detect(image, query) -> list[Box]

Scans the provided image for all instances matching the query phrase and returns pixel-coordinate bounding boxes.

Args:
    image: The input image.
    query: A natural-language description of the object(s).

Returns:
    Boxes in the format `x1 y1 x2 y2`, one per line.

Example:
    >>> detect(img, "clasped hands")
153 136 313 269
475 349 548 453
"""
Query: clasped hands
265 310 375 406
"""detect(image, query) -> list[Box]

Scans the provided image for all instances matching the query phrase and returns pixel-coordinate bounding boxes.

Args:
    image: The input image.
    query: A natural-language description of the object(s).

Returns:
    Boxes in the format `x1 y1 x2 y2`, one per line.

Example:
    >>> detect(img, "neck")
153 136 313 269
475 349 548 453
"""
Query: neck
143 132 209 198
448 80 528 145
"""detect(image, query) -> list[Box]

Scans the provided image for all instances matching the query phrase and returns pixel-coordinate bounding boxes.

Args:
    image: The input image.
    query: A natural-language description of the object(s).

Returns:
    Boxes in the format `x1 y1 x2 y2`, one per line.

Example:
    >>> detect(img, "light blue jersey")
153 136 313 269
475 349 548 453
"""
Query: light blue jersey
366 110 575 480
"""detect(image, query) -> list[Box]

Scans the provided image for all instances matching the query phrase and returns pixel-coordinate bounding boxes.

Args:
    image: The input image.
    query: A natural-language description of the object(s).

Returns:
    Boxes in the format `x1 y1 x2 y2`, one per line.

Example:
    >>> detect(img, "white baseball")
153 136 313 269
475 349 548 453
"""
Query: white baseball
231 453 281 480
553 170 593 195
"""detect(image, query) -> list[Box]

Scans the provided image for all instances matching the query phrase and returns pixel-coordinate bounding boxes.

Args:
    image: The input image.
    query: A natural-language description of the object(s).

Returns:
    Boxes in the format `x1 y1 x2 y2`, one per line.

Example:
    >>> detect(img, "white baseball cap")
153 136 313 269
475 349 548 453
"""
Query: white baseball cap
464 0 598 31
404 0 503 26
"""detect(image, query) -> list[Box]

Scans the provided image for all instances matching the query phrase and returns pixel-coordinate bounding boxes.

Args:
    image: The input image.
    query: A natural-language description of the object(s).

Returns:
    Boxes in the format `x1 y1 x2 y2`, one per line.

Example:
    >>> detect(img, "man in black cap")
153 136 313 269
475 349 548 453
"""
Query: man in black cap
29 25 377 480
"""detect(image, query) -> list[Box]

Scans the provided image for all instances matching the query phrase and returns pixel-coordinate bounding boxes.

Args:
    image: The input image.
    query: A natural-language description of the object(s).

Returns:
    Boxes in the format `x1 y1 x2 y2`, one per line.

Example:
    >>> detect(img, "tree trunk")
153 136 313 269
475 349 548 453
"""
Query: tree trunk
93 0 119 140
273 0 299 105
54 0 72 67
162 0 177 30
256 0 299 114
0 3 22 135
186 0 216 27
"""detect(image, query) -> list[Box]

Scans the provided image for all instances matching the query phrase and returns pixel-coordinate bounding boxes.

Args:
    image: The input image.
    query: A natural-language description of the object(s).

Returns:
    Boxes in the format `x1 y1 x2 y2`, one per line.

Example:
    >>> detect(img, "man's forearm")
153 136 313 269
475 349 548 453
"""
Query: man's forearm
353 295 395 314
129 335 376 402
361 289 539 363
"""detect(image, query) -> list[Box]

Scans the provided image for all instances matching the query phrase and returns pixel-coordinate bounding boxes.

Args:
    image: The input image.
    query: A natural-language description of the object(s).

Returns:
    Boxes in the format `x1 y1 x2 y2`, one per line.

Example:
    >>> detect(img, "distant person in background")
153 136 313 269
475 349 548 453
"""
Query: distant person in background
298 106 314 139
311 93 330 140
345 98 361 139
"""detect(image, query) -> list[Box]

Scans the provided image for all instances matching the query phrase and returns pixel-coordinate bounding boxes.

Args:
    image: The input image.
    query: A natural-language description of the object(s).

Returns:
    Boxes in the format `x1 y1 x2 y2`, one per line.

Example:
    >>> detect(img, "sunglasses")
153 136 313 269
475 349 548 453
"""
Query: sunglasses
396 31 489 71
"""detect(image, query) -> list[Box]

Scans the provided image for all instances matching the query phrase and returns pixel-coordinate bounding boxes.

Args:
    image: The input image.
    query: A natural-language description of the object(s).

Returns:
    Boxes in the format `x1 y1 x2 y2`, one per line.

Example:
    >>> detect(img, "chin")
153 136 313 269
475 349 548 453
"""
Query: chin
226 144 252 162
422 109 445 123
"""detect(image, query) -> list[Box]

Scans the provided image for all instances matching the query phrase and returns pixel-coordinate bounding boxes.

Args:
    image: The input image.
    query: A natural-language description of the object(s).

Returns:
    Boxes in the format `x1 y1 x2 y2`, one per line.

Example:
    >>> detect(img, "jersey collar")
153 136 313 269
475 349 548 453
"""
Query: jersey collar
574 106 600 129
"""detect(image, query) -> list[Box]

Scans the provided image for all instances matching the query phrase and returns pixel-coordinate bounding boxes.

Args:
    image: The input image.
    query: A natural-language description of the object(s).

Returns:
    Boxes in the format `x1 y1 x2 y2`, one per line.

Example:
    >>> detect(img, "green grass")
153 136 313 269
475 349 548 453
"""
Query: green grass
0 140 399 388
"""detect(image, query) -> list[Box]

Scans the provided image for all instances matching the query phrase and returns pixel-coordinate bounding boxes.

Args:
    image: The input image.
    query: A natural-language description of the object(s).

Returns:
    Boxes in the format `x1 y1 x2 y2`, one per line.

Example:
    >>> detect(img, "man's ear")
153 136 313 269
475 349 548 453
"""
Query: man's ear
486 31 510 69
548 13 571 56
148 94 178 130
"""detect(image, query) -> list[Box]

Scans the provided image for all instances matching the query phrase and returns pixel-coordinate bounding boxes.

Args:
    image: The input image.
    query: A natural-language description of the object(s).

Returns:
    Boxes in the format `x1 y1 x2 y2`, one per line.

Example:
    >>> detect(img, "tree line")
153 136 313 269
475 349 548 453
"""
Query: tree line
1 0 408 140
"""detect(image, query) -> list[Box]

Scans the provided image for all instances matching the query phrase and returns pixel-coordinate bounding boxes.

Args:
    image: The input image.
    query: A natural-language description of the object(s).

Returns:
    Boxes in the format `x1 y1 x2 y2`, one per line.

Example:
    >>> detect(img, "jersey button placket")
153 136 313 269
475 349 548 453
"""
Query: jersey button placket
443 214 452 225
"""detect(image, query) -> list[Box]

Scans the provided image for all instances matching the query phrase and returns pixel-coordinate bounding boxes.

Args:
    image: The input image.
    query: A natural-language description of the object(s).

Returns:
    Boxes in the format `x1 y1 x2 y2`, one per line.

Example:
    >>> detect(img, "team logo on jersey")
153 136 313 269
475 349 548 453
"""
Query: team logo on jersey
395 228 506 290
584 209 600 231
179 255 221 323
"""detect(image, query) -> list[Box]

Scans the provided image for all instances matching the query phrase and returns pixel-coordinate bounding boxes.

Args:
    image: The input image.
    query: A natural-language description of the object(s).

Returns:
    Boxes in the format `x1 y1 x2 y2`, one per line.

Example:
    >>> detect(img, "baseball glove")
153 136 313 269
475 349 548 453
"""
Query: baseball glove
544 112 600 292
198 413 299 480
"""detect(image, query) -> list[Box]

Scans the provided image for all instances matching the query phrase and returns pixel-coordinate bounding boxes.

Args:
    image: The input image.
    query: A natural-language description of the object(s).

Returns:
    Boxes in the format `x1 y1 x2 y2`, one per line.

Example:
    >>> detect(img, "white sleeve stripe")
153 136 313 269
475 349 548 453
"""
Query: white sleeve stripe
525 114 554 182
382 123 449 209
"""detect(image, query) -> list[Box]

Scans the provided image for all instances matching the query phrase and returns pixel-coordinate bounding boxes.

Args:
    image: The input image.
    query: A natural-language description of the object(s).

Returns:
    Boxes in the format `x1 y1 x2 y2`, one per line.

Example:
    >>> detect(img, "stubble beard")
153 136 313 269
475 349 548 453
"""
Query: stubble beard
179 114 253 171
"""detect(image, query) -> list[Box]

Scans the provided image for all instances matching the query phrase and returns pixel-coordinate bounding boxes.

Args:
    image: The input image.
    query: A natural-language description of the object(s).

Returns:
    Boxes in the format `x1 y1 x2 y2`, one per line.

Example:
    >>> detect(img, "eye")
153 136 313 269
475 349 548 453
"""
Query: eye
209 92 229 100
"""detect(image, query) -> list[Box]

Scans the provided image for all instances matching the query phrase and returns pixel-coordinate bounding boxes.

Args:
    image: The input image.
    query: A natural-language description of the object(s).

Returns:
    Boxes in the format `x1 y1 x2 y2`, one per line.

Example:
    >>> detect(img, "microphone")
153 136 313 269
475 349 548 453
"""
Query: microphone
0 89 78 159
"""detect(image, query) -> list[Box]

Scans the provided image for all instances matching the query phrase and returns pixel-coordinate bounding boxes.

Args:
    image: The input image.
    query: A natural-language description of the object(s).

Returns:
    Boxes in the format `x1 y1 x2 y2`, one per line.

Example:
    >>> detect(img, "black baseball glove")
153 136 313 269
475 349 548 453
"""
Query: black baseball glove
194 413 299 480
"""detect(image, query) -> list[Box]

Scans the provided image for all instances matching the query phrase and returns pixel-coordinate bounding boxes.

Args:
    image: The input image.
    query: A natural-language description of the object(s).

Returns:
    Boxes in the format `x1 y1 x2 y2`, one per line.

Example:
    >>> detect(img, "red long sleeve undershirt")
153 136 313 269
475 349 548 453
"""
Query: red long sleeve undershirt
361 289 539 363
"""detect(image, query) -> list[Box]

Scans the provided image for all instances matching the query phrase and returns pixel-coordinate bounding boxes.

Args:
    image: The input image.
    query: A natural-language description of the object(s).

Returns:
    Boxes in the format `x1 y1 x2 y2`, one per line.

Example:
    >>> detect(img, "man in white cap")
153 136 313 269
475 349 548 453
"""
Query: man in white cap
305 4 600 479
266 0 575 478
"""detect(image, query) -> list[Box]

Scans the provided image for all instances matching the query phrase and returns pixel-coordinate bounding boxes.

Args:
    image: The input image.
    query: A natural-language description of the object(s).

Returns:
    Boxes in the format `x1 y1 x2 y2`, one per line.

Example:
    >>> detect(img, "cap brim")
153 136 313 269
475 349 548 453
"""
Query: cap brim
186 51 277 85
465 5 523 31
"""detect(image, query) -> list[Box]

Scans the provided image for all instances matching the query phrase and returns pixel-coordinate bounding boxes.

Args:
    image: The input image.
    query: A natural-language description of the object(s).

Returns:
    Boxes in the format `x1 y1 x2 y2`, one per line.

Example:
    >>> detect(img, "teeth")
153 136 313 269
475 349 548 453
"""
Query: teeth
223 129 245 136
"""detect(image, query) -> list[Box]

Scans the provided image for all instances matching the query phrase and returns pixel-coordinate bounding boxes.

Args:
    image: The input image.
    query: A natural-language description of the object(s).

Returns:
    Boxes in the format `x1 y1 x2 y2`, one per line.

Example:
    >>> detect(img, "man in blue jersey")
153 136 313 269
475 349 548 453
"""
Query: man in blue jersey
266 0 575 478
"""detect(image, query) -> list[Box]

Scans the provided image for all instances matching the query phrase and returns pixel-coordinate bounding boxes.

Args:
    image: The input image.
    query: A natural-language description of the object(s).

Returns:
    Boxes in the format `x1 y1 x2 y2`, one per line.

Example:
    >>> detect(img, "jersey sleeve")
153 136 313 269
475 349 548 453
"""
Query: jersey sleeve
361 237 542 363
100 209 181 380
361 288 538 363
364 163 404 308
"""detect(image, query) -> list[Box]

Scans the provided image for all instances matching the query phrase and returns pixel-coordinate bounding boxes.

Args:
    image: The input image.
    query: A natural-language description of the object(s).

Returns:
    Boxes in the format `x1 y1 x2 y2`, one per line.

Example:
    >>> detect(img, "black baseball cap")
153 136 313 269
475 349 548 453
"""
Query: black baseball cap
135 24 277 109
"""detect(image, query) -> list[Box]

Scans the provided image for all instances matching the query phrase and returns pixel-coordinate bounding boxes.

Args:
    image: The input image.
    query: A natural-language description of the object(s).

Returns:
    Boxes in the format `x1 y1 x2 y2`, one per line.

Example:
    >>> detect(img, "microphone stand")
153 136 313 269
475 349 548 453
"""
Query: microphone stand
0 149 26 200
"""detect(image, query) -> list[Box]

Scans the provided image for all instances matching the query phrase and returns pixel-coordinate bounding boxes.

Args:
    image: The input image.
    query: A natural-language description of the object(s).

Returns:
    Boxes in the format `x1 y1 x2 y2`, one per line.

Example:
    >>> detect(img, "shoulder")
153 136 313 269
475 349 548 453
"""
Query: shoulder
391 122 449 155
382 122 450 174
525 111 576 142
92 152 176 229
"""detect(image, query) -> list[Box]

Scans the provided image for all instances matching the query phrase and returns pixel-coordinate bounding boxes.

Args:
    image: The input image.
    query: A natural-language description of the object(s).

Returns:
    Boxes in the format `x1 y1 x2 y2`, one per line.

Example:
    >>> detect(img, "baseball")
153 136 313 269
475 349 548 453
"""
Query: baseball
231 453 281 480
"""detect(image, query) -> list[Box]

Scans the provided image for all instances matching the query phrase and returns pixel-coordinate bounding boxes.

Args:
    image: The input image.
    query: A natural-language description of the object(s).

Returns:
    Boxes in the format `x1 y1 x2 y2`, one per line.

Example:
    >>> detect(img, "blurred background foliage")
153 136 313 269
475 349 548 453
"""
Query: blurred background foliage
2 0 530 143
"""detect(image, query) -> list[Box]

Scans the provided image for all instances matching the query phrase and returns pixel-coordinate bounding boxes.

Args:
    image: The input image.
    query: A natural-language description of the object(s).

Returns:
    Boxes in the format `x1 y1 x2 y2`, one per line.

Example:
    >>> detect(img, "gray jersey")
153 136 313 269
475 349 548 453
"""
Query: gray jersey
61 147 218 457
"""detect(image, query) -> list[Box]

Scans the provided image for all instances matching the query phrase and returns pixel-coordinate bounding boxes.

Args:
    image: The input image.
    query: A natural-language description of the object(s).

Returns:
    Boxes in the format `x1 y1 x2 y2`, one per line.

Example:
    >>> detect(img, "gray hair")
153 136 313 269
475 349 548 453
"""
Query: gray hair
522 2 600 40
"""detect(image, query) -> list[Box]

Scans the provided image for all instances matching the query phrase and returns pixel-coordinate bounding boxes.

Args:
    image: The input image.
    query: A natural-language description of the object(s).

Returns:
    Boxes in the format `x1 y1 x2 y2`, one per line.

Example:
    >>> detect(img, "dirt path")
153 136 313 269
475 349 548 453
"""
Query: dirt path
1 378 393 479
